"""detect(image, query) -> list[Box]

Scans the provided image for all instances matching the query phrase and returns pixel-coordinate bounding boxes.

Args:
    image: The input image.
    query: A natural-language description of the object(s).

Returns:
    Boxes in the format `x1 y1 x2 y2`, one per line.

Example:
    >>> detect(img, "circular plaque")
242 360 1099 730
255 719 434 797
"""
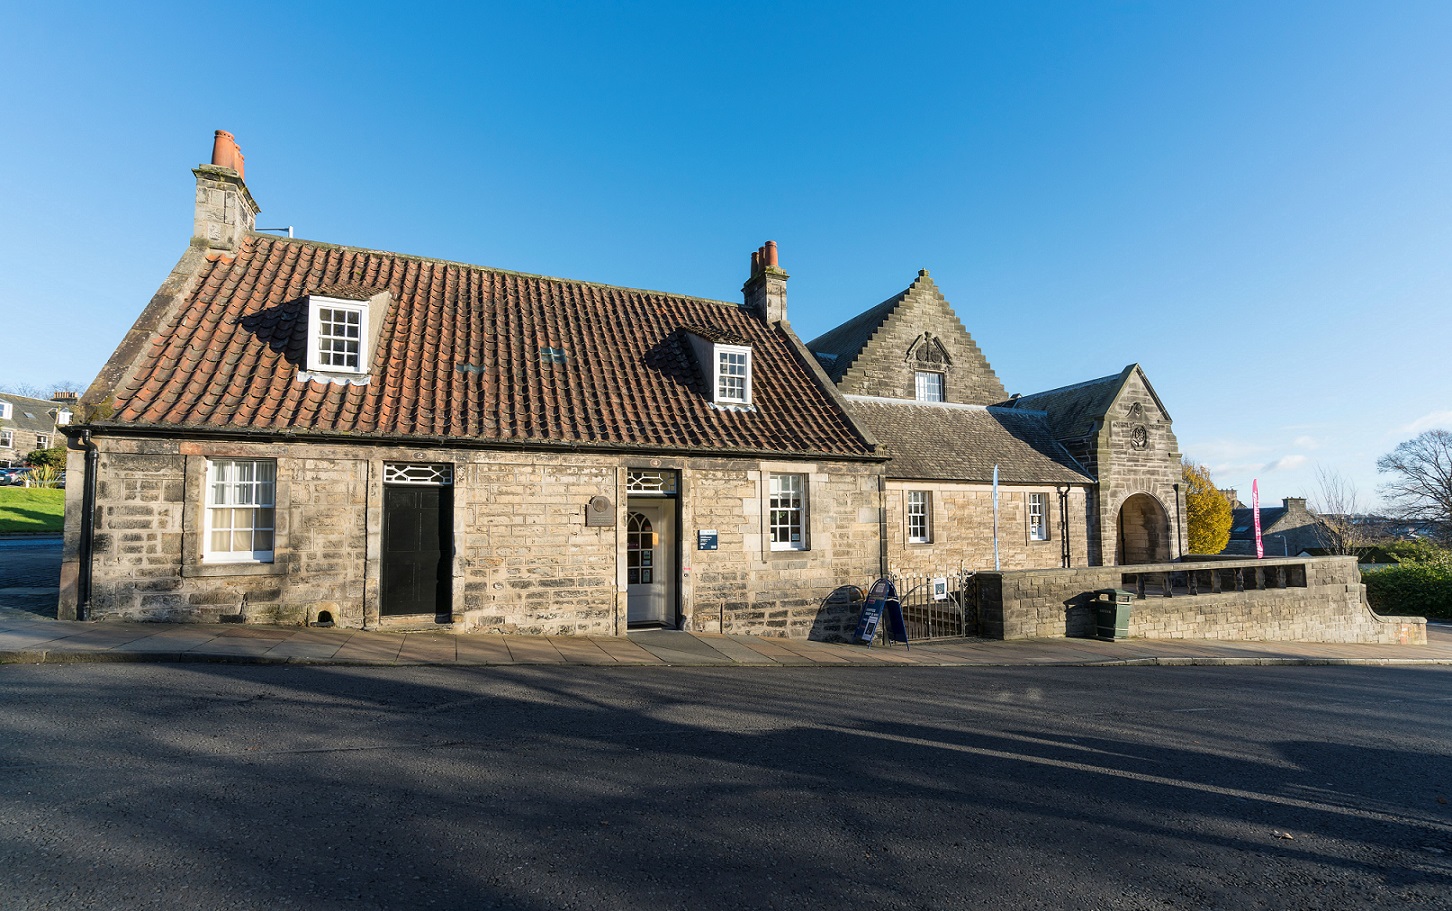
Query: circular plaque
1130 425 1148 450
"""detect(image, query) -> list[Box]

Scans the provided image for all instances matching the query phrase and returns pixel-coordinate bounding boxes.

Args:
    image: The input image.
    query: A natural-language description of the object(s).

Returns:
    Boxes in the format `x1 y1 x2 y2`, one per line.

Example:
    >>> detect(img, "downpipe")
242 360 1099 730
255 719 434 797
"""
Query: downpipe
77 428 98 621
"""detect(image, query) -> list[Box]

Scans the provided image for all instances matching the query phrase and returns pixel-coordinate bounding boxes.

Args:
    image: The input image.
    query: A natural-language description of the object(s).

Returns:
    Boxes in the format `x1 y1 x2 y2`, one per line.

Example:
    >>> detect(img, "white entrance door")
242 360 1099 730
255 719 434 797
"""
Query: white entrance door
626 502 674 626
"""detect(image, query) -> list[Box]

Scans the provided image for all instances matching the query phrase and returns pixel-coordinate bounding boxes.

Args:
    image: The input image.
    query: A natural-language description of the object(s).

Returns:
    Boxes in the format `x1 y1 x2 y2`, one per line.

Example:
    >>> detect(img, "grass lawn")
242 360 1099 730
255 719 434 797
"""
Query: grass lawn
0 487 65 533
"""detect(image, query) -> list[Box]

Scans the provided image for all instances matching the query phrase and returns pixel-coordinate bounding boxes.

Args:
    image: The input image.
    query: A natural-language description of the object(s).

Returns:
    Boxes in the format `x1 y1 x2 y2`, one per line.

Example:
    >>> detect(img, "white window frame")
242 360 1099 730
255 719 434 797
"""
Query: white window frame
204 458 277 563
306 296 369 374
35 434 49 449
55 408 72 426
906 490 931 544
715 344 752 405
0 402 10 419
769 472 807 551
915 371 945 402
1028 492 1049 541
0 430 11 448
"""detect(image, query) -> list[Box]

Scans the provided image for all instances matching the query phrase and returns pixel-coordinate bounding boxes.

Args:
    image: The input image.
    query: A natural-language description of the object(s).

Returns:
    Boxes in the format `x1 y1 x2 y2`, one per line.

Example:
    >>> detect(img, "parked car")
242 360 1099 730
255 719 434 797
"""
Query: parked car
2 468 30 486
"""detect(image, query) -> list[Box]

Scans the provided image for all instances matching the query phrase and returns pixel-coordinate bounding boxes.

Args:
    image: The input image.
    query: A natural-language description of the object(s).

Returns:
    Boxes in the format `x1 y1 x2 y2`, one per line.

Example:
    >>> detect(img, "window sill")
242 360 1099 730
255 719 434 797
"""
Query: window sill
297 369 370 386
183 561 286 578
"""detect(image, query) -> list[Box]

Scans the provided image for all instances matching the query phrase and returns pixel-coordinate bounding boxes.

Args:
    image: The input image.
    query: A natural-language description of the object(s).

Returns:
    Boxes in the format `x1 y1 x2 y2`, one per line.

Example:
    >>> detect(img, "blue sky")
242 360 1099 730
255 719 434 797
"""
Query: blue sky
3 2 1449 508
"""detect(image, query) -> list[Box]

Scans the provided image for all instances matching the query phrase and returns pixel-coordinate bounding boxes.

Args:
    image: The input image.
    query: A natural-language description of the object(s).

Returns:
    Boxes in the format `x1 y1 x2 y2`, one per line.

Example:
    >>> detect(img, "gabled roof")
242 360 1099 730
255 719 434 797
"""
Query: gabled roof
1229 506 1290 539
93 235 875 458
0 393 65 435
1000 364 1169 441
806 293 903 383
806 270 1006 405
842 396 1092 484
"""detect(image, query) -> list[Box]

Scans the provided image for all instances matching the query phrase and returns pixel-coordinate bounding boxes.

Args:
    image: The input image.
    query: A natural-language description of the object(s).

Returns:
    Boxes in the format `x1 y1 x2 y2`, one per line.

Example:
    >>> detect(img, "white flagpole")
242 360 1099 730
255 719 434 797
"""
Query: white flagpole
992 464 1001 571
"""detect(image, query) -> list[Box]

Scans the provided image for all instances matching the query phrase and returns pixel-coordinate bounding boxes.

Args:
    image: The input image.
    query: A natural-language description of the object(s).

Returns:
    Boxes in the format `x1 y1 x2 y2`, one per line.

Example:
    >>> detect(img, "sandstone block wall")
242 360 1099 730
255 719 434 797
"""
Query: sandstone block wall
976 556 1426 645
58 436 882 639
884 481 1092 574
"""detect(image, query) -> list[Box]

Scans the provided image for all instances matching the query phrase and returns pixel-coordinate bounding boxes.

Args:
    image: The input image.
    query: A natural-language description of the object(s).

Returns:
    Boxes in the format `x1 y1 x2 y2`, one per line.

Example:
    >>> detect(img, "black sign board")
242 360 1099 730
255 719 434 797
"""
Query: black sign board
855 577 908 648
697 529 719 551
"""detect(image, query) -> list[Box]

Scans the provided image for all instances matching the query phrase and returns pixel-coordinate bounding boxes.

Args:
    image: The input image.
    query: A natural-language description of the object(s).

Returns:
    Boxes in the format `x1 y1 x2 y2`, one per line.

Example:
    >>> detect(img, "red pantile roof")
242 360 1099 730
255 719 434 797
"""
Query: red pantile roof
105 235 874 457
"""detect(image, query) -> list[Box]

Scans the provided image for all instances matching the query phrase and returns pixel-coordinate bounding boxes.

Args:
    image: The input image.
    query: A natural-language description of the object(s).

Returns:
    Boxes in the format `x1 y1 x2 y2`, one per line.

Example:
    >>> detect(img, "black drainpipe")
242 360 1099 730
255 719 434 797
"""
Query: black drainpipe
1172 482 1184 560
77 429 98 621
1057 485 1071 568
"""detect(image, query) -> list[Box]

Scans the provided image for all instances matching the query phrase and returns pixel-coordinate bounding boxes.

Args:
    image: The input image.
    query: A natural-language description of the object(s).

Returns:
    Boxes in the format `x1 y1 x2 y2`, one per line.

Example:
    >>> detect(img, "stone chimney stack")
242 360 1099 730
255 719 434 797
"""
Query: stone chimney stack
192 130 259 252
742 240 788 323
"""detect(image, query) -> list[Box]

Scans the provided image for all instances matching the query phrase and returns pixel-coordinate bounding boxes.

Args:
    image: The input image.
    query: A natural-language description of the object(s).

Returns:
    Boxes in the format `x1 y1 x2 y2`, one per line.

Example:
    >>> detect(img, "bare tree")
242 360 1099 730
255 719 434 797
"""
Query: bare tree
0 382 44 398
1310 465 1367 555
1378 429 1452 543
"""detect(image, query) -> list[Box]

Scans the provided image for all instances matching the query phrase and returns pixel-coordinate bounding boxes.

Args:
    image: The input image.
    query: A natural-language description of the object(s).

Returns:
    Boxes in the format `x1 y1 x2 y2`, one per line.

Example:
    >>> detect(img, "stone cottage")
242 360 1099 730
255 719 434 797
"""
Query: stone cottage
0 391 74 468
1224 496 1327 557
809 275 1185 571
58 131 885 636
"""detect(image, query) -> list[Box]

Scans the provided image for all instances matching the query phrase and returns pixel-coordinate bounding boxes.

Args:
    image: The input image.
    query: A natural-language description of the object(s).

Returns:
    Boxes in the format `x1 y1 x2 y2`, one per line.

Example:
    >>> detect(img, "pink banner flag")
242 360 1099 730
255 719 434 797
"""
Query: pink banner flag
1252 479 1264 559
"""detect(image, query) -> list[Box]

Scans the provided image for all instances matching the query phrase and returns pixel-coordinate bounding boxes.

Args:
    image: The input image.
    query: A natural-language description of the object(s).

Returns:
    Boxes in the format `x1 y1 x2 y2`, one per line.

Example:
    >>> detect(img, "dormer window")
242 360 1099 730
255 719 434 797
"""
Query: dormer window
716 346 752 404
0 402 10 420
298 290 388 385
684 328 754 409
54 408 73 426
308 298 366 373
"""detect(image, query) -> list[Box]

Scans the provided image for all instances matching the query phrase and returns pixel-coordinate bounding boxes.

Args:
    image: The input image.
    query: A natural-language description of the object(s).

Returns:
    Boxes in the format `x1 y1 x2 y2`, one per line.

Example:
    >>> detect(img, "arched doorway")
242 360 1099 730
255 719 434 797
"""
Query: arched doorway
1116 493 1171 564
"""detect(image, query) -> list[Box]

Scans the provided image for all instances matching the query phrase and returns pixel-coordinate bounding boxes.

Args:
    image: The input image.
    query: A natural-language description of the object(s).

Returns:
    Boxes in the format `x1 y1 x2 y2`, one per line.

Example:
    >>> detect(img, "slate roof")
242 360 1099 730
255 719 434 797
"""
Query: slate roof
0 393 64 435
99 235 875 458
843 397 1092 484
1229 506 1289 540
998 369 1128 441
804 291 904 383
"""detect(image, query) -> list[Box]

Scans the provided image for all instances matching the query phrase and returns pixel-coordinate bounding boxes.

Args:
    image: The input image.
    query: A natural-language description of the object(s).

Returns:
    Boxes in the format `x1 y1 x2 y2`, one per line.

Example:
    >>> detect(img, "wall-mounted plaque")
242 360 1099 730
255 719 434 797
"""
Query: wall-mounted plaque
697 529 719 551
586 495 614 527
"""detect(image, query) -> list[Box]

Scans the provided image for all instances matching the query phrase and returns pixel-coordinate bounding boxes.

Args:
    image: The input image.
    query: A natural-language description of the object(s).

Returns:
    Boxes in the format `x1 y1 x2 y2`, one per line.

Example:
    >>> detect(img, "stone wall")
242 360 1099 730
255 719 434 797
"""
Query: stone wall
58 435 882 639
884 481 1092 574
975 556 1426 645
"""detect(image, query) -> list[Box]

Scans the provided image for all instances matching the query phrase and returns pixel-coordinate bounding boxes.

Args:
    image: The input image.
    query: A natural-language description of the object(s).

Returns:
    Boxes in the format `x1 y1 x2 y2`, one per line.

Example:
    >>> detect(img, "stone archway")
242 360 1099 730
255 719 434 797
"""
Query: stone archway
1116 493 1171 564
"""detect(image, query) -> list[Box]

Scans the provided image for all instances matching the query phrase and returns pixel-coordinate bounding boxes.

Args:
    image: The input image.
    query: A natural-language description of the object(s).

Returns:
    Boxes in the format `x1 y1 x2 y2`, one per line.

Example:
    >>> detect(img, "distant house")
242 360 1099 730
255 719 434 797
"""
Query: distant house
1223 497 1327 557
0 391 74 467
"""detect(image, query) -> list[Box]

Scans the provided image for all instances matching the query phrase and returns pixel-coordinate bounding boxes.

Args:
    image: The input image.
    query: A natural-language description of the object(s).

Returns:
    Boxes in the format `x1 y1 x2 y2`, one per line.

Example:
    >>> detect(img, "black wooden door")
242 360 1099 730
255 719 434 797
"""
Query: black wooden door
382 485 452 617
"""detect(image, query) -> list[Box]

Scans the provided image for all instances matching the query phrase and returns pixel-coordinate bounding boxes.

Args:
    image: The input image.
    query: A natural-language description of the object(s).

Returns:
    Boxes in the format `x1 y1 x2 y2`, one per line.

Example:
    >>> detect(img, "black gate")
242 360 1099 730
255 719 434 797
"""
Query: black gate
382 484 453 617
889 570 977 639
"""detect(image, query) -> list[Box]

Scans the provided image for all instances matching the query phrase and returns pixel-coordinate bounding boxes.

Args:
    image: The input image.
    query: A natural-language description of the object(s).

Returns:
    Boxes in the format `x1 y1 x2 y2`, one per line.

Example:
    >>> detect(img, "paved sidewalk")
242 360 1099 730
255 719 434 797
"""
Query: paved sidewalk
1 605 1450 668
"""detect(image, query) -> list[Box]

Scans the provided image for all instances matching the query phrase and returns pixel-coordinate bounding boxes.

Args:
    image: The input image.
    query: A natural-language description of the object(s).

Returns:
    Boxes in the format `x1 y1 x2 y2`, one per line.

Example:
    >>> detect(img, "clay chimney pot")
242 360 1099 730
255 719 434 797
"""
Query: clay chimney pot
211 129 245 179
764 240 779 268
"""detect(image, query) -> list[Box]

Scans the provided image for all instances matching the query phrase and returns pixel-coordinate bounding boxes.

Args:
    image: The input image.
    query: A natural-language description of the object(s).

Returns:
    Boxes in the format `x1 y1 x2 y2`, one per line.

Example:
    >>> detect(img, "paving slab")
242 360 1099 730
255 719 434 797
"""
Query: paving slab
332 633 407 663
397 634 459 664
587 636 665 665
503 636 566 665
547 637 620 665
454 636 516 665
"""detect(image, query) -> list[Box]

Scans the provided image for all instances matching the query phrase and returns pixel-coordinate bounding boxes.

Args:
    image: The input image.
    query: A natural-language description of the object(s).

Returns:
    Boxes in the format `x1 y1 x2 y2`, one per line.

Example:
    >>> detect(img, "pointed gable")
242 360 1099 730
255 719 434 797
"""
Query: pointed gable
1002 364 1176 480
806 270 1006 405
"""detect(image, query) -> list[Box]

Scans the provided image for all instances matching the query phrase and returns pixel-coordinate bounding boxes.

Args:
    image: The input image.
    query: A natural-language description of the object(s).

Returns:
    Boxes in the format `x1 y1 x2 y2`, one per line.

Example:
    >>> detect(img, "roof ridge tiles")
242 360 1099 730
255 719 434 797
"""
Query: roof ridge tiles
250 233 747 311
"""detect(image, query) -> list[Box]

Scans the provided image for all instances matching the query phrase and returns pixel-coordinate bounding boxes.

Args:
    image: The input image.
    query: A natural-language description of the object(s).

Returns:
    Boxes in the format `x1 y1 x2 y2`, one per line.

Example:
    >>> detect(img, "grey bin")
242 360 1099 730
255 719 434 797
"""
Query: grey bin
1095 588 1133 641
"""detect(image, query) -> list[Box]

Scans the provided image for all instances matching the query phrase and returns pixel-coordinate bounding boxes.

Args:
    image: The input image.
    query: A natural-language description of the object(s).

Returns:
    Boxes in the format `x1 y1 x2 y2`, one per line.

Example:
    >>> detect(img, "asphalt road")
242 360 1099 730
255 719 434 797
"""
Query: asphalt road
0 536 60 618
2 663 1449 910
